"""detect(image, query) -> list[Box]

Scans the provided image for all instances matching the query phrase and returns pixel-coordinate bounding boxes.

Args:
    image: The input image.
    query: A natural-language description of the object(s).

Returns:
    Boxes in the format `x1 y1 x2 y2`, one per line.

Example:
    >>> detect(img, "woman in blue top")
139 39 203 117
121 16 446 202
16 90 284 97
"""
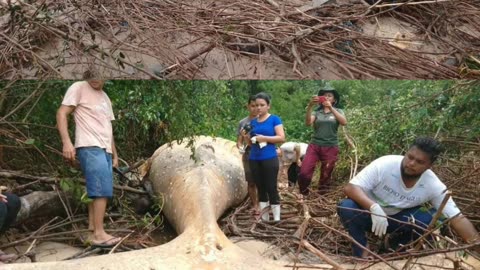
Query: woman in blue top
246 92 285 222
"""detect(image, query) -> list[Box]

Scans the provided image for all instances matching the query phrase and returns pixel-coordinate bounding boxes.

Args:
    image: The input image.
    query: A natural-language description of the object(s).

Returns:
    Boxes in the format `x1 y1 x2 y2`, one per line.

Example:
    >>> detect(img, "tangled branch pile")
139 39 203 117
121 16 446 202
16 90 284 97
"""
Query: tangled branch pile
1 0 479 79
220 138 480 268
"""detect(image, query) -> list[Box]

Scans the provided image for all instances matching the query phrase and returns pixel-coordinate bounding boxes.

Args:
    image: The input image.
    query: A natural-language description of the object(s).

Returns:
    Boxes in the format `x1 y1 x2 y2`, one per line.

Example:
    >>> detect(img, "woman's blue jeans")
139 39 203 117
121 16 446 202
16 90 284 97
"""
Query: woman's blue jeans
337 198 436 257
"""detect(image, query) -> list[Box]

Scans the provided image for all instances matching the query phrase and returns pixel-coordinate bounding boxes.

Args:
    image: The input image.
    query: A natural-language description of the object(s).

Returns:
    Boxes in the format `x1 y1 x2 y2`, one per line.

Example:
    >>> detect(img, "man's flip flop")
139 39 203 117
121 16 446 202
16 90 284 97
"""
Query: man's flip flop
91 237 121 248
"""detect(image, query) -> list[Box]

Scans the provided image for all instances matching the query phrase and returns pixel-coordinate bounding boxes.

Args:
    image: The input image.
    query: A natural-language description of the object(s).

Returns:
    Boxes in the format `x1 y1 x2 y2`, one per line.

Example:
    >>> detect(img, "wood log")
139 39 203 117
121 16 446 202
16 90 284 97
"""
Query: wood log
16 191 67 224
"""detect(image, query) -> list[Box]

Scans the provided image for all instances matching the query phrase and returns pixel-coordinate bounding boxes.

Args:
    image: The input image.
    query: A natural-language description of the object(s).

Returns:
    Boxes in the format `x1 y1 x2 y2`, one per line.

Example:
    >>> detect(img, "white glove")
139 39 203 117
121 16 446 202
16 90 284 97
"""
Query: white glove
238 146 245 154
370 203 388 237
251 136 267 148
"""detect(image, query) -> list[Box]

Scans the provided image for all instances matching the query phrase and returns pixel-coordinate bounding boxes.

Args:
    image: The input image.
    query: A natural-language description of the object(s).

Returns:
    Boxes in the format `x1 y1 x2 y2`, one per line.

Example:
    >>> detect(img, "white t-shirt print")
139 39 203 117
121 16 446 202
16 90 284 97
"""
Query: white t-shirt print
350 155 460 218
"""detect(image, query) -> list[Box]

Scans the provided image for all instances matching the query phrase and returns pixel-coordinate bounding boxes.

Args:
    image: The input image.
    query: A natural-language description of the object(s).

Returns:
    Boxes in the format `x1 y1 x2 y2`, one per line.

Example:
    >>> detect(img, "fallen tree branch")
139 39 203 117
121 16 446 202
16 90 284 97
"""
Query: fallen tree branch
264 0 280 9
300 240 346 270
374 0 454 8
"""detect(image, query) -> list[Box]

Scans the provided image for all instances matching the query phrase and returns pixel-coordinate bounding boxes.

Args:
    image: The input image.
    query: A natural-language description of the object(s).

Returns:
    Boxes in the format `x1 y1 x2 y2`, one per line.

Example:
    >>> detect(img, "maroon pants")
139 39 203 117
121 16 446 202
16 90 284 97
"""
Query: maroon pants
298 144 339 195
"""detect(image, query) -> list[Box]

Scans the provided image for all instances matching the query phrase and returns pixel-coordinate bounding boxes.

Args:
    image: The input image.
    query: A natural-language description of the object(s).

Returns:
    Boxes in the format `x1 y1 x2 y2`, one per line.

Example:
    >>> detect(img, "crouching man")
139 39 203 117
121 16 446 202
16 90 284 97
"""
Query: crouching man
337 137 479 257
278 142 308 188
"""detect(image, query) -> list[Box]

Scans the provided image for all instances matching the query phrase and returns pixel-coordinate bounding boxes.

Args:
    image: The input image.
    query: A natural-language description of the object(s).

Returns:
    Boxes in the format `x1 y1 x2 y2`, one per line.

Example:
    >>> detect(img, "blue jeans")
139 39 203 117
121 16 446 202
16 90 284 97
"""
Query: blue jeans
77 147 113 198
337 198 436 257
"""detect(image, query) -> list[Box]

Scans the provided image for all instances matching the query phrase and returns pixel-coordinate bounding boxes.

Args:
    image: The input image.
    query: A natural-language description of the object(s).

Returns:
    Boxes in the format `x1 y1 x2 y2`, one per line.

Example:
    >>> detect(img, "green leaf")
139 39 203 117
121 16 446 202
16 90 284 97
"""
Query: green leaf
81 192 93 204
59 179 72 192
24 138 35 145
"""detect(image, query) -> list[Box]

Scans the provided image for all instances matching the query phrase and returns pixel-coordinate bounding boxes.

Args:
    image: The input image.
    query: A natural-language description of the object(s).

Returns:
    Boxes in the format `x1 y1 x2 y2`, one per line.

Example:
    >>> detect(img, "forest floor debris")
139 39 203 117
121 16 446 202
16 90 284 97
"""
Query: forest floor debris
1 151 479 269
1 0 479 79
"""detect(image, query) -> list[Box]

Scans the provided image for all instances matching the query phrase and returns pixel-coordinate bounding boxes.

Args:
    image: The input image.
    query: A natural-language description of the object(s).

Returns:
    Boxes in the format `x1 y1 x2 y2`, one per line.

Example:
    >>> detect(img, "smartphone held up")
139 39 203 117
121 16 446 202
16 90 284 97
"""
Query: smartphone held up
318 96 326 104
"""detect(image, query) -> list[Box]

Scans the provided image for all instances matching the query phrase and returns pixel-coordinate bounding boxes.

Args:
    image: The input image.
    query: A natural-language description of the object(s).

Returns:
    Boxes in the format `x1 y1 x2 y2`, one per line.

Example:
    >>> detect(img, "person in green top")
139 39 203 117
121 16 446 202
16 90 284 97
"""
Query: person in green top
298 85 347 195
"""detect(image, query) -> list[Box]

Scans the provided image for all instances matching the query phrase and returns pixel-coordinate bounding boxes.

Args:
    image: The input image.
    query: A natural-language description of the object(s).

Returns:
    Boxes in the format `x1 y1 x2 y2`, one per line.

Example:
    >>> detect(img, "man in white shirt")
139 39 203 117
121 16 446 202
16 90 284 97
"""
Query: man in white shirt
278 142 308 188
57 70 121 248
337 137 480 257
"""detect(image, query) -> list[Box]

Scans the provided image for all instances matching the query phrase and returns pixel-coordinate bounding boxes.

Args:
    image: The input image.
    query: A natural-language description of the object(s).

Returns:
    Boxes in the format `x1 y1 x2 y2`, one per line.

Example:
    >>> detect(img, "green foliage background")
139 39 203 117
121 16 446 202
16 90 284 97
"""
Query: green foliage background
0 80 479 183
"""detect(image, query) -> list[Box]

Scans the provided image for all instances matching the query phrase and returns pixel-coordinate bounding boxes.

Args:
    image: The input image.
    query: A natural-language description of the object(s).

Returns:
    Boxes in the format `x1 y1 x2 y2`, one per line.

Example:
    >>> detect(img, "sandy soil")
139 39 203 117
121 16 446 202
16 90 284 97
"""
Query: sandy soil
4 238 479 270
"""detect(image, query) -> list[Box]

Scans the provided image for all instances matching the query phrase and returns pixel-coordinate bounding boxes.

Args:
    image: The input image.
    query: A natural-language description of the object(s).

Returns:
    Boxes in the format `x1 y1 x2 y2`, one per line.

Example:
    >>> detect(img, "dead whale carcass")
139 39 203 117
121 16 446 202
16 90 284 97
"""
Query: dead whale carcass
3 136 286 270
148 135 250 263
149 135 248 235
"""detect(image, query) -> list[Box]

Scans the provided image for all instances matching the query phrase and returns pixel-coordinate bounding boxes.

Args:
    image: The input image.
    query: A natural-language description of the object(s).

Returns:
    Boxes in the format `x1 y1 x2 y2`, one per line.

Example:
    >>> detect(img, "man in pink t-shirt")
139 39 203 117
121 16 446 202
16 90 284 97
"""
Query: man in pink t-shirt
56 70 121 248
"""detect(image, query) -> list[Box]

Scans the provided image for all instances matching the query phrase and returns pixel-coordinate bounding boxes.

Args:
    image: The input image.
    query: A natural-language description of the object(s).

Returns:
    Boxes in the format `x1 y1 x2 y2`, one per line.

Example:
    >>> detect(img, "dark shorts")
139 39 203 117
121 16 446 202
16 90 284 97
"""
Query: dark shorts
77 147 113 198
0 193 21 233
287 162 300 183
242 147 254 183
